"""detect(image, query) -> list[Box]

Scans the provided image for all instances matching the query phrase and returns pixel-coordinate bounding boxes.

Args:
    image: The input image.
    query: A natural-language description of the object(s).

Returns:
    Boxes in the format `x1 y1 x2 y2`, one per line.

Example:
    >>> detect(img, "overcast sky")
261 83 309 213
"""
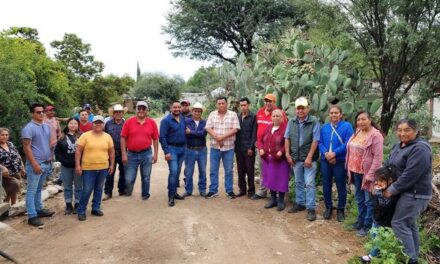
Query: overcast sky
1 0 211 80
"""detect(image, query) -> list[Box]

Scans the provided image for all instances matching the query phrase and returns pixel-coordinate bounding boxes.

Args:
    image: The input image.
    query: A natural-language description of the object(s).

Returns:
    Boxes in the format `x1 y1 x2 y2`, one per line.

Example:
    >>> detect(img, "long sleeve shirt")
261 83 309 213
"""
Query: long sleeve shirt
235 112 257 152
159 114 186 154
185 118 207 147
318 120 353 162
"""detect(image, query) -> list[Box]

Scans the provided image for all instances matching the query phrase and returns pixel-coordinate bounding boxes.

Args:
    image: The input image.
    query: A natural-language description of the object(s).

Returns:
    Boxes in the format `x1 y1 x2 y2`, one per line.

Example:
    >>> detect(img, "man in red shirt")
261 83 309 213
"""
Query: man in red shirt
252 93 287 200
121 101 159 200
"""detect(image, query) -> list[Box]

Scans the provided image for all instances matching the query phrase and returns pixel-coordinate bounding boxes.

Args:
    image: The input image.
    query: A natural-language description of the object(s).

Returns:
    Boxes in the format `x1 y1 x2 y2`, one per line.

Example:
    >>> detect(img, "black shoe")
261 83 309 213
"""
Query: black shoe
174 193 185 200
65 203 73 215
247 192 255 198
142 194 151 200
182 192 192 198
28 217 44 227
199 192 207 197
119 191 127 196
102 194 112 201
307 209 317 221
227 192 236 199
37 208 55 218
168 197 175 207
91 210 104 216
264 199 277 209
236 191 246 197
73 203 79 214
205 192 219 199
337 209 345 222
277 193 285 211
323 208 332 220
288 204 306 213
250 194 264 200
78 214 86 221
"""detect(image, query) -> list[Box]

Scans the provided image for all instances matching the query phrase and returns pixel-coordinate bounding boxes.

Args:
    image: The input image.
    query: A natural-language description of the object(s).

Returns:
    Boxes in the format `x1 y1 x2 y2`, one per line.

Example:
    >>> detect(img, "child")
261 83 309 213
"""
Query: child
361 165 399 263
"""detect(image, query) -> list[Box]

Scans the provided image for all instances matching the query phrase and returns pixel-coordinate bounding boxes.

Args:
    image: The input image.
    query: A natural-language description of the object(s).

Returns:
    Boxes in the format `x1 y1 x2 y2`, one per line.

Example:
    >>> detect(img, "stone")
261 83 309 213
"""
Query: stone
0 202 10 216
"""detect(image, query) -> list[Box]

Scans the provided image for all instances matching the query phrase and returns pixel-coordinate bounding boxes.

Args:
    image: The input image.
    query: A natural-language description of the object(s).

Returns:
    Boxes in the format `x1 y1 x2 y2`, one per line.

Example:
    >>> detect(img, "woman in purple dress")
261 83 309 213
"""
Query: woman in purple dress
257 109 290 211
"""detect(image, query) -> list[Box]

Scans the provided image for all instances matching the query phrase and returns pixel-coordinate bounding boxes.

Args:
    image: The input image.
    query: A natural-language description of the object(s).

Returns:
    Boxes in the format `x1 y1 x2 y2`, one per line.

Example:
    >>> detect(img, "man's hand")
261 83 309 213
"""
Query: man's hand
152 154 158 164
122 154 128 165
383 189 392 198
304 157 313 168
185 127 191 134
32 163 42 174
165 153 172 161
286 154 294 166
247 149 254 156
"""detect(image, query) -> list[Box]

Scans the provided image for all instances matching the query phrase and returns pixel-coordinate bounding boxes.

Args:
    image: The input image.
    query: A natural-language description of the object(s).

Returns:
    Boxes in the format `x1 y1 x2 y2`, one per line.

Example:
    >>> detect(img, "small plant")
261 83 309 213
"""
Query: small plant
364 226 409 264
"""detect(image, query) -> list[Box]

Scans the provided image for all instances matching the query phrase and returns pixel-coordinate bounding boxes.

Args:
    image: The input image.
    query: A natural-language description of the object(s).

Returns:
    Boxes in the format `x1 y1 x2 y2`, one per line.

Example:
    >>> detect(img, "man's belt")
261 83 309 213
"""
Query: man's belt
168 143 185 147
187 146 206 150
128 147 151 153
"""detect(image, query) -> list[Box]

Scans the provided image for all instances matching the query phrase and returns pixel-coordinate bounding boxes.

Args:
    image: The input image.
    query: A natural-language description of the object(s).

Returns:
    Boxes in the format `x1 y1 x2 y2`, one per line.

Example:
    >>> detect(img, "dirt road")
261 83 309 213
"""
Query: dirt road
0 140 362 264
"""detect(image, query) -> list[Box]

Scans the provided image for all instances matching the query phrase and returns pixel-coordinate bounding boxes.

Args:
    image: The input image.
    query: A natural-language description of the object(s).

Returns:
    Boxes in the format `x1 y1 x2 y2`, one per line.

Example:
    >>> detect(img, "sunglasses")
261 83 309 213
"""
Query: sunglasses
137 106 147 111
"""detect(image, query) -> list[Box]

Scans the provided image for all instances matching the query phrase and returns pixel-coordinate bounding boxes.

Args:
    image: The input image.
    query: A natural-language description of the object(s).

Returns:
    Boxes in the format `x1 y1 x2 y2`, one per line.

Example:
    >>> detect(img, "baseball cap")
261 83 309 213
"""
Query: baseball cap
113 104 124 111
136 101 148 108
180 99 190 105
92 115 104 123
264 94 277 102
45 105 55 111
83 103 91 109
192 102 204 110
295 97 309 108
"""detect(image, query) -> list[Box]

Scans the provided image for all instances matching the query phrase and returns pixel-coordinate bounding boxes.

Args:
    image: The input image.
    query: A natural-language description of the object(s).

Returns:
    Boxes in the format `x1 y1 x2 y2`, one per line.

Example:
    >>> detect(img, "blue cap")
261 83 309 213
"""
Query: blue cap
83 103 91 109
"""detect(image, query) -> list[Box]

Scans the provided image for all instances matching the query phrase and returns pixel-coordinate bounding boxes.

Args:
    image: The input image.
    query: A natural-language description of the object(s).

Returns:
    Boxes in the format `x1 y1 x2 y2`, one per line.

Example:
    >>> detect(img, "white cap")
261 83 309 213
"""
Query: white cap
136 101 148 108
192 102 204 110
113 104 124 111
92 115 105 123
295 97 309 108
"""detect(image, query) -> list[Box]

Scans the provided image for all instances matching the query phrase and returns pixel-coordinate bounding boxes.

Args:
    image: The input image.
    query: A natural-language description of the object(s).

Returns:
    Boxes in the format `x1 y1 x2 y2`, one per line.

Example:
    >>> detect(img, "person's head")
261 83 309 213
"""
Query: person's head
395 118 419 144
136 101 148 119
191 102 204 120
170 101 182 116
83 103 92 114
44 105 56 118
79 110 89 122
180 100 190 113
112 104 124 121
92 116 105 132
295 97 309 120
216 96 228 113
63 118 79 135
30 103 45 122
264 94 276 112
239 97 251 114
328 105 343 124
0 128 10 144
374 165 397 190
355 110 374 131
271 109 284 126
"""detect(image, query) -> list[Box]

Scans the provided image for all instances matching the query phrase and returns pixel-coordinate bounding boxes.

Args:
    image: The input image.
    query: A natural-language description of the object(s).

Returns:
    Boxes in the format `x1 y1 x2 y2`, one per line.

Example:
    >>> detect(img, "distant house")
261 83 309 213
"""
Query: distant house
181 92 207 105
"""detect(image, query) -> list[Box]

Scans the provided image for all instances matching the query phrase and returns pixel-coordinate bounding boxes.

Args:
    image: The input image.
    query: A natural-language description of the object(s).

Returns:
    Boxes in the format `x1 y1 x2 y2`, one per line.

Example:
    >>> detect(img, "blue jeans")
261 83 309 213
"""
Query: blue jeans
353 172 374 228
293 161 317 209
78 169 107 214
184 147 207 195
61 165 83 204
209 148 234 194
125 149 153 198
25 161 53 218
104 154 126 195
321 160 347 209
167 146 186 198
369 222 380 257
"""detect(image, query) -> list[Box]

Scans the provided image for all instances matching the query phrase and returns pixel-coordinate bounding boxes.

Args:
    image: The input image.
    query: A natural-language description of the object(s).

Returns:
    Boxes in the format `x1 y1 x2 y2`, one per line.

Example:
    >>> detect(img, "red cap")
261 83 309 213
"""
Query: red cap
45 105 55 111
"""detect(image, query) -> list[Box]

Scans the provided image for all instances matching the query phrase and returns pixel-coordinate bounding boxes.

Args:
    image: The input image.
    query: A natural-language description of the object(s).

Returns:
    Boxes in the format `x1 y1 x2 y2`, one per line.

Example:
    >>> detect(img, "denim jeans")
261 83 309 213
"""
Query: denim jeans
78 169 107 214
321 160 347 210
352 172 374 228
369 222 380 257
166 146 185 198
293 161 317 209
184 147 207 195
25 161 53 218
61 165 83 204
209 148 234 194
125 149 153 198
104 155 126 195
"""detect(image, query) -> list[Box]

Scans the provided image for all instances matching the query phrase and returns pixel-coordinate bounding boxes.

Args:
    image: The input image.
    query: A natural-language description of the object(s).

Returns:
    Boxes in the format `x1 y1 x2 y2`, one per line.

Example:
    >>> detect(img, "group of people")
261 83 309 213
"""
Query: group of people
0 94 432 264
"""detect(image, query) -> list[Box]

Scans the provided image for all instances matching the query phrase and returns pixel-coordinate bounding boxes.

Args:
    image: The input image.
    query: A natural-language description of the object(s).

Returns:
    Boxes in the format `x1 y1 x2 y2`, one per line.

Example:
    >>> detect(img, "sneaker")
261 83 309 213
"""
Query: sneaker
182 192 192 198
142 194 151 200
360 254 372 263
174 193 185 200
357 227 369 237
91 210 104 217
227 192 236 199
78 214 87 221
168 197 175 207
205 192 219 199
307 209 317 221
288 204 306 213
37 209 55 218
323 208 332 220
102 194 112 201
250 194 264 200
199 192 207 197
336 209 345 222
28 217 44 227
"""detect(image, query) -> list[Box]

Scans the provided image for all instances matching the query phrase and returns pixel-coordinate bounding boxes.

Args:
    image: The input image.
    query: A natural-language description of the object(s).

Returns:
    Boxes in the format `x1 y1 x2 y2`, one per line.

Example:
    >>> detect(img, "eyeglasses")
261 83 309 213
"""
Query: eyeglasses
137 106 147 111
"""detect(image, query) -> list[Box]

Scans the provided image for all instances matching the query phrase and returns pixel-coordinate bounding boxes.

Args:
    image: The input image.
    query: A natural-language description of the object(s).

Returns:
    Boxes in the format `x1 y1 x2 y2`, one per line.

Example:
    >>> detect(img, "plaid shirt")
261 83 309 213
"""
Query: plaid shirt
205 110 240 151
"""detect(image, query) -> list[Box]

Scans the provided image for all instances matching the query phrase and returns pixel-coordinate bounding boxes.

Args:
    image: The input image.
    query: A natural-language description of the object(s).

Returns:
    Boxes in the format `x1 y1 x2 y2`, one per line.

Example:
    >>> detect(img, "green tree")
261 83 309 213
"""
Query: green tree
86 75 134 110
1 27 39 41
163 0 306 64
183 66 222 93
335 0 440 133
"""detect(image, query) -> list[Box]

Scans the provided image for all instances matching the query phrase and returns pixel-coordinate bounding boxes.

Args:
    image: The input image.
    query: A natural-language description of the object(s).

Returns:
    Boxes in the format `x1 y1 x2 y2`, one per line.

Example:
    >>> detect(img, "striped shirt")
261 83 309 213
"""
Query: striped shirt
205 110 240 151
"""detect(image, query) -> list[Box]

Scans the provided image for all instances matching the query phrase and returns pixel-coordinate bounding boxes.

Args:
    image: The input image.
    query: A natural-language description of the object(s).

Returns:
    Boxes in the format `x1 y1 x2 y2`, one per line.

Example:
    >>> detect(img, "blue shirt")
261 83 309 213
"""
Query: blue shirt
318 120 353 162
284 115 320 145
104 118 125 155
73 112 95 122
21 121 52 163
159 114 187 154
185 118 207 147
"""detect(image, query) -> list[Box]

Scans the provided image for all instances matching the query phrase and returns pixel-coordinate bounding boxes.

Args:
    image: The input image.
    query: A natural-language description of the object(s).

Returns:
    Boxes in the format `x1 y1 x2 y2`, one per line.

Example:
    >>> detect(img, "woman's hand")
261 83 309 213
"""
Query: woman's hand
75 166 82 176
259 149 265 156
276 151 283 158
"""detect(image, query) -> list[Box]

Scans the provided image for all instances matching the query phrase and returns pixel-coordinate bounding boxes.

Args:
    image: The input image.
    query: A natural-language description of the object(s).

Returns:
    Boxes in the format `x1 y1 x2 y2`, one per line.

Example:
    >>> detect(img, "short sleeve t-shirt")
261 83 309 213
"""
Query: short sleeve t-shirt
21 121 52 163
120 117 159 151
76 131 114 170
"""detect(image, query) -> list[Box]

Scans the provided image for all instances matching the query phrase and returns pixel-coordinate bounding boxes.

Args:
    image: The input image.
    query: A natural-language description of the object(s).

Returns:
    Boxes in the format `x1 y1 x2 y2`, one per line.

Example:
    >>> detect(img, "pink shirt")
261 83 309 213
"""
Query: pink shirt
205 110 240 151
43 117 60 148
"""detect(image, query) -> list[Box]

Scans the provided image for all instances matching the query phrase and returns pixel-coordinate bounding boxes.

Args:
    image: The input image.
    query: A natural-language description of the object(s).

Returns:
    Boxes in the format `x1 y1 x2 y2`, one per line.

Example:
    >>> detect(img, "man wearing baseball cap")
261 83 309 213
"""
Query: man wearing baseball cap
284 97 320 221
181 100 192 118
43 105 61 150
252 93 287 200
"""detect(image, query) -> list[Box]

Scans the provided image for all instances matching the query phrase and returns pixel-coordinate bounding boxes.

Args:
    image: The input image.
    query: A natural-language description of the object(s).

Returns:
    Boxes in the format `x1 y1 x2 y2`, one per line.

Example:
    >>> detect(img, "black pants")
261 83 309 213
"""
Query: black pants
104 155 126 195
235 150 255 194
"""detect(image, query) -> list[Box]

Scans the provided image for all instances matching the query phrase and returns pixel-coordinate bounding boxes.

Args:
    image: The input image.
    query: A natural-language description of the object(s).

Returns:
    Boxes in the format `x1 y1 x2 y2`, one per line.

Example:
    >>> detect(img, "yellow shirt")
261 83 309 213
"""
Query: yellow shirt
77 131 113 170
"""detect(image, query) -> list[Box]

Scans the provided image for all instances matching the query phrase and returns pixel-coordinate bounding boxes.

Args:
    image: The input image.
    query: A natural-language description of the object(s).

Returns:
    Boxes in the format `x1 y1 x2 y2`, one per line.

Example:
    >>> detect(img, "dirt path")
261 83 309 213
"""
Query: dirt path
0 124 363 264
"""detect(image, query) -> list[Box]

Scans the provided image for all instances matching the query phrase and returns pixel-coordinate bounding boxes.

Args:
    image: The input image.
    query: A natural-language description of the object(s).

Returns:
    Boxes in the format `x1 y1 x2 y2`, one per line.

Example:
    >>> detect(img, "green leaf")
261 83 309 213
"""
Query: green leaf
340 101 354 116
328 81 337 95
369 99 382 114
314 60 324 71
303 54 313 63
330 65 339 82
343 78 352 89
281 93 290 109
319 92 328 111
312 93 319 110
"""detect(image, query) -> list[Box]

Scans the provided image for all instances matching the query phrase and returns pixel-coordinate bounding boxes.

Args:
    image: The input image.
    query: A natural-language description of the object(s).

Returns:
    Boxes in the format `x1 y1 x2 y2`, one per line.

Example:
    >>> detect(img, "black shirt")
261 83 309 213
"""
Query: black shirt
235 111 257 152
